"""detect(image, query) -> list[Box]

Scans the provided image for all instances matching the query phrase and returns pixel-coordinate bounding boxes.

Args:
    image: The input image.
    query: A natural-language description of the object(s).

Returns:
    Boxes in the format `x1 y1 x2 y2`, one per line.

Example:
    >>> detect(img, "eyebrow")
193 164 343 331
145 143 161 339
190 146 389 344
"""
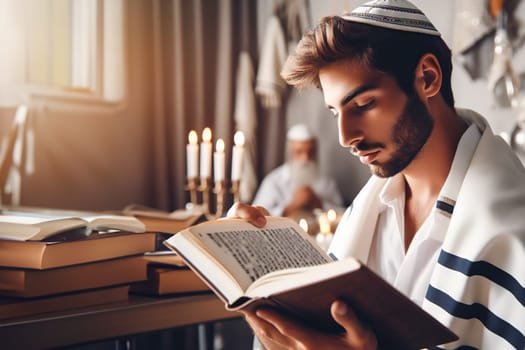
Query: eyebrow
340 84 376 106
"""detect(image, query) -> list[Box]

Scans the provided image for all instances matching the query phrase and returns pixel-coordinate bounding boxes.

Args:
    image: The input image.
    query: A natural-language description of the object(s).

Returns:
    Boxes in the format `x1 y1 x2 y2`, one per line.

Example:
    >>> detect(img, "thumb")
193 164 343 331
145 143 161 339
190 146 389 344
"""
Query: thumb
331 300 377 348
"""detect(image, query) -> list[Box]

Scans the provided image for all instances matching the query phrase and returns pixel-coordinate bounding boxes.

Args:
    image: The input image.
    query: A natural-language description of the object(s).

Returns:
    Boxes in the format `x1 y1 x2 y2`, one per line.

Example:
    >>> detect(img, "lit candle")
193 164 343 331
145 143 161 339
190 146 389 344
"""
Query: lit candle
231 131 245 181
327 208 338 233
327 209 337 222
319 213 331 234
299 218 309 234
214 139 225 182
200 127 212 179
186 130 199 178
316 212 333 252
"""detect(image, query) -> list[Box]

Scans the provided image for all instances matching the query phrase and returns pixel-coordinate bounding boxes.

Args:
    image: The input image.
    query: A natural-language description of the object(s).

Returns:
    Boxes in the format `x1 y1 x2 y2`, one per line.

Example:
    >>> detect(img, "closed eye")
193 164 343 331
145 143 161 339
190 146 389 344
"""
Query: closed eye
352 99 375 113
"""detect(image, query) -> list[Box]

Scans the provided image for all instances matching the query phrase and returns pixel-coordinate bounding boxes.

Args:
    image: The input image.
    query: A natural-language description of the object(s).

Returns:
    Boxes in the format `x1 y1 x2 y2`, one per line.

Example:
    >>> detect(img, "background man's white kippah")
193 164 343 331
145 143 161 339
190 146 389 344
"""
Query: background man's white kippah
342 0 441 36
287 124 314 141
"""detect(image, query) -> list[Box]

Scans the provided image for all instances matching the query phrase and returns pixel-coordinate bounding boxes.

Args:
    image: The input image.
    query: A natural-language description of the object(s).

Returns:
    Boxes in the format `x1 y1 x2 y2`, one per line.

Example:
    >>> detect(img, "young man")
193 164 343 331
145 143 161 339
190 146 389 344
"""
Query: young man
252 123 343 217
230 0 525 349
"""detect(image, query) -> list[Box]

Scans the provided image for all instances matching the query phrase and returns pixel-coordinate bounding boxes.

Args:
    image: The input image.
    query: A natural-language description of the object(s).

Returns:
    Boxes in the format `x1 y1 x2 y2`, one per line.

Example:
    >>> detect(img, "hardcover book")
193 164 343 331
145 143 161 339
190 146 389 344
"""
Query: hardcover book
0 255 147 297
0 231 156 269
164 217 458 349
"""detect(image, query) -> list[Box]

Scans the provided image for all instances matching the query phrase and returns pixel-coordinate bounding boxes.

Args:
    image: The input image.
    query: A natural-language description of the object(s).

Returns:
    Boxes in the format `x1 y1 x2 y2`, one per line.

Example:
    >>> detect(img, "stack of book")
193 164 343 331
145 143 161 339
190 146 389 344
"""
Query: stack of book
0 213 157 320
130 253 209 296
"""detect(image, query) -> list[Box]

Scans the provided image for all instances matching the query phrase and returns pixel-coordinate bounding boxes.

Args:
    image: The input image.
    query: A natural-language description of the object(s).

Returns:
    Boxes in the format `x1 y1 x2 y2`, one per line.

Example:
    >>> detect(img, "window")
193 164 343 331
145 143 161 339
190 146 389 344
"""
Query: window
0 0 125 106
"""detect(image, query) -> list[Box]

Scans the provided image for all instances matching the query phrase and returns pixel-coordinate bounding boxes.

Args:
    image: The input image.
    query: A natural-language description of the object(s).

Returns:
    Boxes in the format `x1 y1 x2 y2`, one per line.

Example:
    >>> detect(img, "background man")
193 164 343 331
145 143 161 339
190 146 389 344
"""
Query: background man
252 123 343 217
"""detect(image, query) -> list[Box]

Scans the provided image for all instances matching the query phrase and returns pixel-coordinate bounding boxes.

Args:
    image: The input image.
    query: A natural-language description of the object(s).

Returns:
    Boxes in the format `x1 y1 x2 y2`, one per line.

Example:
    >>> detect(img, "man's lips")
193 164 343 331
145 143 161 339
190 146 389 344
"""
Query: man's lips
356 150 380 164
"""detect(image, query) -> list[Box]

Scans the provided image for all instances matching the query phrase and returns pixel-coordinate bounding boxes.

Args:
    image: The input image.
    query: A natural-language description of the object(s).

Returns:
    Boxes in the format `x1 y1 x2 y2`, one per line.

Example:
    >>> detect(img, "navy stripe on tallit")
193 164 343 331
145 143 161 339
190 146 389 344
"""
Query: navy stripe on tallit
426 285 525 349
436 200 454 214
438 250 525 307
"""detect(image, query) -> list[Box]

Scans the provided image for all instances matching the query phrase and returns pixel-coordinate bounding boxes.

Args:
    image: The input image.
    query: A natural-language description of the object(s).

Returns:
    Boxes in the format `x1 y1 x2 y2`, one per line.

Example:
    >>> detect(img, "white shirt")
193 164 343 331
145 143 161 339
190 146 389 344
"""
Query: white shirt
252 163 343 216
366 123 481 305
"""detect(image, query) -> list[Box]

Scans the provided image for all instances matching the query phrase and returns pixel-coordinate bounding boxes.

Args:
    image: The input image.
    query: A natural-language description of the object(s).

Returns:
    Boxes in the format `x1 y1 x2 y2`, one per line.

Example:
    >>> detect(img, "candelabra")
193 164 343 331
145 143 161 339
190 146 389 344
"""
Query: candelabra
186 177 240 219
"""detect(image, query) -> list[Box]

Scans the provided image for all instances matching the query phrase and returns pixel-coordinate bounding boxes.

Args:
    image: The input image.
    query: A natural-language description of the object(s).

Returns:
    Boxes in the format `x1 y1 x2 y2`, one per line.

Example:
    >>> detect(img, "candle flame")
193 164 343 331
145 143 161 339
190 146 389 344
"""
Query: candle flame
202 127 212 142
299 218 308 233
188 130 198 144
234 131 245 146
216 138 225 152
327 209 337 222
319 213 331 234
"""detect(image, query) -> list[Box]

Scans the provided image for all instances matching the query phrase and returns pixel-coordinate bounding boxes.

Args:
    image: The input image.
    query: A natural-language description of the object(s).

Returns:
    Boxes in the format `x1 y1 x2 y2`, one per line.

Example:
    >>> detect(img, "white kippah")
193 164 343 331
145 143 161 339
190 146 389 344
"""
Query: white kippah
342 0 440 37
287 124 314 141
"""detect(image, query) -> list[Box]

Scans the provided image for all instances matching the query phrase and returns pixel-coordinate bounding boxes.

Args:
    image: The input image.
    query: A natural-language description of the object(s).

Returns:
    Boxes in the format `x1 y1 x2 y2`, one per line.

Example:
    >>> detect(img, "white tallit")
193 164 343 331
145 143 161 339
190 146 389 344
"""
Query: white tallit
329 110 525 349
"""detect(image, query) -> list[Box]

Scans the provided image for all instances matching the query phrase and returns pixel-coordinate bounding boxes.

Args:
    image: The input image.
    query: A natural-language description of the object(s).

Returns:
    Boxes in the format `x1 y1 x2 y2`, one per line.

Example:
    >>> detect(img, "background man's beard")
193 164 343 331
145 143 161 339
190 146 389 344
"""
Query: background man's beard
290 160 320 186
370 94 434 178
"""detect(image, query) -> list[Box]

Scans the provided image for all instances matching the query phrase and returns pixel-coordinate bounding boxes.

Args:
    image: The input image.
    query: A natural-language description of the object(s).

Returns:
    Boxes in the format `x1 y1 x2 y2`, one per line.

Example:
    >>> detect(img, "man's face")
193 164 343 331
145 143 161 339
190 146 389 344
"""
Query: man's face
290 140 316 163
288 139 319 186
319 58 433 178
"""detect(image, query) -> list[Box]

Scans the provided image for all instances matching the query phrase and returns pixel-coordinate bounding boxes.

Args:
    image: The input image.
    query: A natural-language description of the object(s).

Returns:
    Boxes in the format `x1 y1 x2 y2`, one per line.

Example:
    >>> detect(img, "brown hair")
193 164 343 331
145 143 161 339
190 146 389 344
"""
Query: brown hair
281 16 455 108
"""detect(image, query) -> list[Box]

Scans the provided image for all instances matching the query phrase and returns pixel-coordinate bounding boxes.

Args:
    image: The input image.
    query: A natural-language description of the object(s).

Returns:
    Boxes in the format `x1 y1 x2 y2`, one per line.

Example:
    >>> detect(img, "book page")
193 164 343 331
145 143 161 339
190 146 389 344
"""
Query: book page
82 215 146 233
188 217 331 290
0 215 86 241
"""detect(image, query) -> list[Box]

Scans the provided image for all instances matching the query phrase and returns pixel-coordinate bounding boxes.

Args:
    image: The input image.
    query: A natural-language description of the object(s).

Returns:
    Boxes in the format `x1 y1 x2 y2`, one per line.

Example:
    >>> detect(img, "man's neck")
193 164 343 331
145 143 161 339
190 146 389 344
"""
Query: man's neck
402 108 468 249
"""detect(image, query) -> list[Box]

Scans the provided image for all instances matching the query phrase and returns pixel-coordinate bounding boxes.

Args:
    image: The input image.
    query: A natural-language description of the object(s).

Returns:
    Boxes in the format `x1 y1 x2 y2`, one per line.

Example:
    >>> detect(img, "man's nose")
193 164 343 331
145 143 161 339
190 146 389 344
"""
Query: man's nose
338 114 363 148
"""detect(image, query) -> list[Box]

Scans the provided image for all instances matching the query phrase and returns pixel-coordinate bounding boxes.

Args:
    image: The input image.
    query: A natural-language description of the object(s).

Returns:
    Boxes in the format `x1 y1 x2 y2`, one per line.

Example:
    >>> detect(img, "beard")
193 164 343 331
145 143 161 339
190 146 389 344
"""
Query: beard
354 94 434 178
289 159 320 187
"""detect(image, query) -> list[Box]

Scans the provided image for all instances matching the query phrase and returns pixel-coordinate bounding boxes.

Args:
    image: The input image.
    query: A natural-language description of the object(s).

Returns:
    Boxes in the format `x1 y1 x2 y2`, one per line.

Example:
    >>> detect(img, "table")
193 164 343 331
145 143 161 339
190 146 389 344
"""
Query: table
0 292 240 349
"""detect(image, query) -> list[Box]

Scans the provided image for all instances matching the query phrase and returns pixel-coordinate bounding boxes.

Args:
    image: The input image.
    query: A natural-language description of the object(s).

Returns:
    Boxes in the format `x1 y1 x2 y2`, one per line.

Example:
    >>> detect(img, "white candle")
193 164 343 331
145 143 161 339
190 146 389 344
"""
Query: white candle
316 212 333 252
319 213 331 234
231 131 245 181
186 130 199 178
299 218 309 234
214 138 225 182
200 127 212 178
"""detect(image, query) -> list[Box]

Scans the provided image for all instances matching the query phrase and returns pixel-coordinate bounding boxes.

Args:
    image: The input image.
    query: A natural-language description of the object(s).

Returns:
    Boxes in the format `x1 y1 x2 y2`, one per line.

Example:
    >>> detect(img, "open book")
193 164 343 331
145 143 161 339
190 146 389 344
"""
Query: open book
164 217 458 349
121 204 204 235
0 214 146 241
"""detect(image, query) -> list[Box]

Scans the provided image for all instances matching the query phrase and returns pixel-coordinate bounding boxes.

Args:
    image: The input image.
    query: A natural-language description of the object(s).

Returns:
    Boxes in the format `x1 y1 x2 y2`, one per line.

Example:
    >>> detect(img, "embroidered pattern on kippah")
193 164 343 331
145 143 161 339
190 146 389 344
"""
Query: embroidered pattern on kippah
359 4 424 15
346 13 437 32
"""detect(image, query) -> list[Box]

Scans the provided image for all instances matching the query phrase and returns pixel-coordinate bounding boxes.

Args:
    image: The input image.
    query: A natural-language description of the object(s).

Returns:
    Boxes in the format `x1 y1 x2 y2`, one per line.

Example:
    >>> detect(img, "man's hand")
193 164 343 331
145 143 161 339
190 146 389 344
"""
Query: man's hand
283 186 323 217
226 202 270 227
243 300 377 350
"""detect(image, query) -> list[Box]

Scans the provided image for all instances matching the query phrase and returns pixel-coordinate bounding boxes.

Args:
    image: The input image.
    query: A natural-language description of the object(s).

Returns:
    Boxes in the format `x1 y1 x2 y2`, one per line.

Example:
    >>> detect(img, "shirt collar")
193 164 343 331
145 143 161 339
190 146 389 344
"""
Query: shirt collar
379 173 405 209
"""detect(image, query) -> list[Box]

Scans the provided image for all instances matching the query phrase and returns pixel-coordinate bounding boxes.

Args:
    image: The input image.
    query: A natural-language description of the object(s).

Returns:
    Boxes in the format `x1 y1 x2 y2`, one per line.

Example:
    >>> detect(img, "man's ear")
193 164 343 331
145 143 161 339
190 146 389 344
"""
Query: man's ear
414 53 442 100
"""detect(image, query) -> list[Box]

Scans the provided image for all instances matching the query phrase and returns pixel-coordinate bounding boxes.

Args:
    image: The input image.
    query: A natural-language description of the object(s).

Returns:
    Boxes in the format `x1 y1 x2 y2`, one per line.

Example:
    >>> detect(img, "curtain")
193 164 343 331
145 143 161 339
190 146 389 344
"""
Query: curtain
146 0 258 211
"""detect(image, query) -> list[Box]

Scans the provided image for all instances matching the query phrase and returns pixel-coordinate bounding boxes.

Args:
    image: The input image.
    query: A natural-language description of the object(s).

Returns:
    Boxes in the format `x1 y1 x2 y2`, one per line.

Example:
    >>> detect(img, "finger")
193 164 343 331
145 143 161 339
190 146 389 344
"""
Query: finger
256 307 312 345
253 205 271 216
226 202 267 227
245 310 294 349
331 300 377 348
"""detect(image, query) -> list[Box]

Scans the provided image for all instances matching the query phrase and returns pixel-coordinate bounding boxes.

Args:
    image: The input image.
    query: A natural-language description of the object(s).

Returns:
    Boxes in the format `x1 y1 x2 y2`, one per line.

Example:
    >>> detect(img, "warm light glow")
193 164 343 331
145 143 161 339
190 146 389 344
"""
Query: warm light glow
319 213 331 234
188 130 198 145
299 218 308 233
234 131 245 146
216 139 225 152
327 209 337 222
202 127 212 142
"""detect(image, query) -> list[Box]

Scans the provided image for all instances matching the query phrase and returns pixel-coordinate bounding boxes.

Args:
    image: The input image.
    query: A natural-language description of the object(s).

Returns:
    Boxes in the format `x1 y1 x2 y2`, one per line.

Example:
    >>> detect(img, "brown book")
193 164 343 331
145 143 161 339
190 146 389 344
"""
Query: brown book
0 285 130 320
164 217 458 350
121 204 204 234
0 232 156 269
130 253 209 295
0 255 147 297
